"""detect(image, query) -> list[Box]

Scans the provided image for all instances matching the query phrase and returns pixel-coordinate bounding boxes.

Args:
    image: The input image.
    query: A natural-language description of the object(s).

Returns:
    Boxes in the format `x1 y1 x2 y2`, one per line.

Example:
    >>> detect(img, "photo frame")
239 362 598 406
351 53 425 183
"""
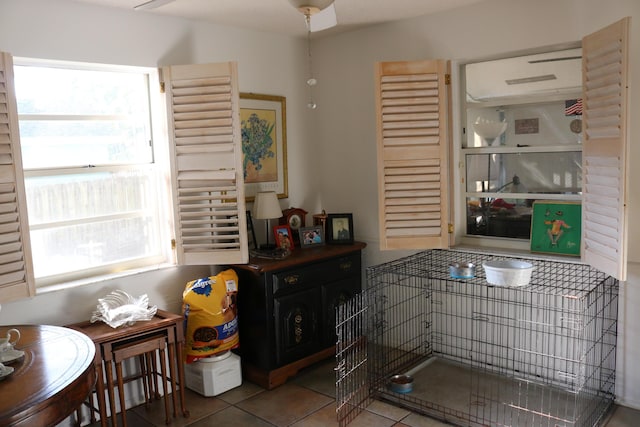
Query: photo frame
530 201 581 256
246 210 257 250
326 213 354 245
273 224 294 250
299 226 325 248
240 93 288 202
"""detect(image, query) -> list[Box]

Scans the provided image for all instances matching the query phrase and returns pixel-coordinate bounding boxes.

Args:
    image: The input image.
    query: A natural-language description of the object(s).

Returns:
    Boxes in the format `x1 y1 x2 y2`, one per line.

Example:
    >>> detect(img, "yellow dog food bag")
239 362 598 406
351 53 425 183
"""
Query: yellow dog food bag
182 269 239 363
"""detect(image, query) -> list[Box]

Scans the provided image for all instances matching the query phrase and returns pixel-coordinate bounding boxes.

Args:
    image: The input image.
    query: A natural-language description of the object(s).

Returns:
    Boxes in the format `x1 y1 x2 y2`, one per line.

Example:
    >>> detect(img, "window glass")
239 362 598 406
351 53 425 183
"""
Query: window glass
16 66 152 168
462 47 582 242
14 62 168 285
465 152 582 195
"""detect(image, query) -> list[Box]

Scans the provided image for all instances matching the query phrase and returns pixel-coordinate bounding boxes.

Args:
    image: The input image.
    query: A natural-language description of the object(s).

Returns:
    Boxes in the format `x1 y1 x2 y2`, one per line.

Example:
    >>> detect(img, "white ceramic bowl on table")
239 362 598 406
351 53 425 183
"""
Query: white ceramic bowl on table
482 259 534 286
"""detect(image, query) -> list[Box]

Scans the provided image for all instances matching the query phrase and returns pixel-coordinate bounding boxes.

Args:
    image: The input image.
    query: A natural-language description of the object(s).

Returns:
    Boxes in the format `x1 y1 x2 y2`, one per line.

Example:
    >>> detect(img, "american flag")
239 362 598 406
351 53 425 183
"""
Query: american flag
565 98 582 116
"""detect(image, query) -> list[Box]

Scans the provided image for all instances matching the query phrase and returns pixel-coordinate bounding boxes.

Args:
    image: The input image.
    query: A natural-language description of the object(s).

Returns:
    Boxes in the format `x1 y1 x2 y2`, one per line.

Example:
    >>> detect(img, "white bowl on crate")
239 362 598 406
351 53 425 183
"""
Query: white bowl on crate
482 260 534 287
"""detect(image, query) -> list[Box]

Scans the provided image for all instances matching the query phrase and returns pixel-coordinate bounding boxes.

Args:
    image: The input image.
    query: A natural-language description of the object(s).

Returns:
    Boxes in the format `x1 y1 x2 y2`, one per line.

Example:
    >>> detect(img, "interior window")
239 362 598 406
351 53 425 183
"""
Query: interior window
13 61 171 286
462 47 583 242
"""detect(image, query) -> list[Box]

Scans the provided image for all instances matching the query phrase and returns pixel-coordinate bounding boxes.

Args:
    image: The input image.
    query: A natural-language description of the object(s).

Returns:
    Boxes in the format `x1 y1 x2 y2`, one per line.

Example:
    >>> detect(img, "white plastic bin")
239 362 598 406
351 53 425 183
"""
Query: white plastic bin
184 351 242 396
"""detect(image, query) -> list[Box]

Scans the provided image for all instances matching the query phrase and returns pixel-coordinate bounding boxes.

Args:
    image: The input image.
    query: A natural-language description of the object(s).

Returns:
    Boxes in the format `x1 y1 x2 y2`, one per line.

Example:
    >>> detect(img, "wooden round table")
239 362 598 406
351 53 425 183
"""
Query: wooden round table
0 324 96 427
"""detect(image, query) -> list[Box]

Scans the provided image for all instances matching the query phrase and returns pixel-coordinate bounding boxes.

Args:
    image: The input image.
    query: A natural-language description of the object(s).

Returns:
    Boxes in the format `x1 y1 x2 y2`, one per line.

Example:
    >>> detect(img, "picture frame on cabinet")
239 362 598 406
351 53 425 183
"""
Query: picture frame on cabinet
326 213 354 245
240 93 288 202
273 224 294 250
299 226 325 248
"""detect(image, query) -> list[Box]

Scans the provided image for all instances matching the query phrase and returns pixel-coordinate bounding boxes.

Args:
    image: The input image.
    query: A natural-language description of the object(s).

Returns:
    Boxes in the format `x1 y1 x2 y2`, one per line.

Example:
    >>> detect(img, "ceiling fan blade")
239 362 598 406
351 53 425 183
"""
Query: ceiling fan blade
310 3 337 32
134 0 176 11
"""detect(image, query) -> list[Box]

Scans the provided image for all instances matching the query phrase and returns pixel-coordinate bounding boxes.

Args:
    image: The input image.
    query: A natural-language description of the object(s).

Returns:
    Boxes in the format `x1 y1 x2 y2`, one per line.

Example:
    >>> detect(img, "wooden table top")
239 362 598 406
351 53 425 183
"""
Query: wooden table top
67 309 182 344
0 324 96 427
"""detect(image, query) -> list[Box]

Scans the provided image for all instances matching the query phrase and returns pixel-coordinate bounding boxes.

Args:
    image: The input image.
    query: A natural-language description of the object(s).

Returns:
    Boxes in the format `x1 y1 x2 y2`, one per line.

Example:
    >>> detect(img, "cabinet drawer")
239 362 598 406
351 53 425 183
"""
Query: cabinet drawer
272 253 361 295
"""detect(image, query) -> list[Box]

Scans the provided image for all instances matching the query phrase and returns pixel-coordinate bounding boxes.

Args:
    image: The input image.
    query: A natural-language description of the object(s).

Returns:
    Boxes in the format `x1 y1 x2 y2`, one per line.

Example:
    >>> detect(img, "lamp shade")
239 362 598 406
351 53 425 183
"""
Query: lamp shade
253 191 282 220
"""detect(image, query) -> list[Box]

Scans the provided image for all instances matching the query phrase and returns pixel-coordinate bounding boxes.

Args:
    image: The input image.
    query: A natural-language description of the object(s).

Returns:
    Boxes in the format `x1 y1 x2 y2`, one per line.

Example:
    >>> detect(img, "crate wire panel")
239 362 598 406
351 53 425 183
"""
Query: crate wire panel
336 249 618 427
336 291 370 427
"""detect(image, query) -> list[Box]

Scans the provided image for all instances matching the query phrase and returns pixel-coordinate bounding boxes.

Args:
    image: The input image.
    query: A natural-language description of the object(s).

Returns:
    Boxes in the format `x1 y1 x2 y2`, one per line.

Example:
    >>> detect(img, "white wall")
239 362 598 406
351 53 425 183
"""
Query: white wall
311 0 640 408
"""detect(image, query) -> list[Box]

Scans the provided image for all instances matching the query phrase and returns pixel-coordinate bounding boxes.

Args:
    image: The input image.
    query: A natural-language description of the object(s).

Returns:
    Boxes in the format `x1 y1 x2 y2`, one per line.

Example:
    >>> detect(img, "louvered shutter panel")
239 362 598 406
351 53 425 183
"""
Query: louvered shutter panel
0 52 35 302
162 62 248 265
375 60 450 250
582 18 629 281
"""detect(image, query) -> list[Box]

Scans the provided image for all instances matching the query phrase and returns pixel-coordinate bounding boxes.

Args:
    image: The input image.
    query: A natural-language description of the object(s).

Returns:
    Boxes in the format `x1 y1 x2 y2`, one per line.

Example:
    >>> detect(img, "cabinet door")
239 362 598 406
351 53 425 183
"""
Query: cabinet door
274 287 322 366
322 278 361 347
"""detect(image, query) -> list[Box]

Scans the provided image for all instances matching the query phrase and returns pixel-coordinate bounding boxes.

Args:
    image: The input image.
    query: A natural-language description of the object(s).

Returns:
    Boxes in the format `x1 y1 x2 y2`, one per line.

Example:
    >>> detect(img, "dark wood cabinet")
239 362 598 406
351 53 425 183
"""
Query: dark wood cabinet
230 242 366 389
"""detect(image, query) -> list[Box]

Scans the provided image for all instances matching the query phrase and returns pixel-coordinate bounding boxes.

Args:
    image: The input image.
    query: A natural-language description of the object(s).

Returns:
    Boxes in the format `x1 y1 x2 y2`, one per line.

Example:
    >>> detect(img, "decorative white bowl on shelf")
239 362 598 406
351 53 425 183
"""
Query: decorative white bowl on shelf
482 259 534 287
474 118 507 142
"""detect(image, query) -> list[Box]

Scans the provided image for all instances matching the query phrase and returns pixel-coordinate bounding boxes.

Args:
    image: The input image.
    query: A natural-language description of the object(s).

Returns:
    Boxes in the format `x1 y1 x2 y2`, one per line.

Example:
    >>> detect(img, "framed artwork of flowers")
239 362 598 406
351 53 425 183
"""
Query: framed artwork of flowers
240 93 288 202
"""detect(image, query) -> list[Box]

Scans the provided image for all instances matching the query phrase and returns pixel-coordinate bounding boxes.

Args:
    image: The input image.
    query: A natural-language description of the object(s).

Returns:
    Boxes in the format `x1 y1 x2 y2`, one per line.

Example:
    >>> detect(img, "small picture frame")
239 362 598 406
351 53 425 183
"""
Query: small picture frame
273 224 294 250
299 226 325 248
326 213 354 244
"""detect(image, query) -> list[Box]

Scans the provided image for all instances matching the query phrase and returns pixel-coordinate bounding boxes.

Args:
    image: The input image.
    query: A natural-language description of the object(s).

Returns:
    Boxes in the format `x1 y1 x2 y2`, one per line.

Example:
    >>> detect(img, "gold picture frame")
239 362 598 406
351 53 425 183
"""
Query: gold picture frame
240 93 288 202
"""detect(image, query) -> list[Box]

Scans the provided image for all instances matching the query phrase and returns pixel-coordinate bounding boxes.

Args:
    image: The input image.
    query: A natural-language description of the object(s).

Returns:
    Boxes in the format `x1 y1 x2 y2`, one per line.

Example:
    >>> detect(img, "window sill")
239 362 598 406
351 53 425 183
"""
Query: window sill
35 262 177 296
451 243 585 264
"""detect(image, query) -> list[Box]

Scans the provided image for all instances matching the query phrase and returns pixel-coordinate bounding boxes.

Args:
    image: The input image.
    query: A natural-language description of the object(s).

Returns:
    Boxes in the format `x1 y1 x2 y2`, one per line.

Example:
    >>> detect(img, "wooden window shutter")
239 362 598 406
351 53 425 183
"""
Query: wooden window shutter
0 52 35 302
375 60 451 250
582 18 629 281
161 61 248 265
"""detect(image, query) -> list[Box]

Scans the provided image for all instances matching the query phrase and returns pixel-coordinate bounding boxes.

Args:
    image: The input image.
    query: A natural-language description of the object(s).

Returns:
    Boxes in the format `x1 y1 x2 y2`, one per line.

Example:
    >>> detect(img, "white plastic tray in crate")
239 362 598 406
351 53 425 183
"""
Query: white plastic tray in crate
482 259 533 287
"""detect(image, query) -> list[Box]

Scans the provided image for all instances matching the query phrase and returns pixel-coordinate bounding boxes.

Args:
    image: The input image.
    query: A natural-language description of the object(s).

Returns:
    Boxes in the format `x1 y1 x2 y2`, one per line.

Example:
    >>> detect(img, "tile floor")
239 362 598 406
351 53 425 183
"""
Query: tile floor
81 358 640 427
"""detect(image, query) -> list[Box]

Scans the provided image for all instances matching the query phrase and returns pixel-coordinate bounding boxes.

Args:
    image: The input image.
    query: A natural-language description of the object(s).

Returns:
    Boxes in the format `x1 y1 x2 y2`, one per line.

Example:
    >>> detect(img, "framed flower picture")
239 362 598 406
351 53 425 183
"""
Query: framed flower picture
240 93 288 202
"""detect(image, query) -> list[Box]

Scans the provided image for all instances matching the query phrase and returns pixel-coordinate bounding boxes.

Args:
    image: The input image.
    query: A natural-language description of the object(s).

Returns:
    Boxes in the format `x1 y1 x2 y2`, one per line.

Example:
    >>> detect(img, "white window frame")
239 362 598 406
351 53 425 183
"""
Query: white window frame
453 43 584 253
14 57 176 290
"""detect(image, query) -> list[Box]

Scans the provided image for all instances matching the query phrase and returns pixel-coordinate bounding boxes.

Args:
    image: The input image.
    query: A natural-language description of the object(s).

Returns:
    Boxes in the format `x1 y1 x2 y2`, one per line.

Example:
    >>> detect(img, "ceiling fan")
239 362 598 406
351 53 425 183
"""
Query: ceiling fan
133 0 175 11
287 0 338 32
133 0 338 32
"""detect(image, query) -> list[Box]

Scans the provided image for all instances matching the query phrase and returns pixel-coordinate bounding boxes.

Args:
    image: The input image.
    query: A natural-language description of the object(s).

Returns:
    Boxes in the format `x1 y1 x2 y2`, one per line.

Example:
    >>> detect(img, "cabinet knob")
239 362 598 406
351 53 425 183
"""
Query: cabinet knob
339 261 352 271
284 275 299 285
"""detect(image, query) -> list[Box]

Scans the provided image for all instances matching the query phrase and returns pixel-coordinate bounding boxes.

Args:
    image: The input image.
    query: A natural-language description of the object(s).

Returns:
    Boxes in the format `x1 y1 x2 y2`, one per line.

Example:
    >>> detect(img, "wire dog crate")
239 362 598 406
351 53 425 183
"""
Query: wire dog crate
336 249 618 427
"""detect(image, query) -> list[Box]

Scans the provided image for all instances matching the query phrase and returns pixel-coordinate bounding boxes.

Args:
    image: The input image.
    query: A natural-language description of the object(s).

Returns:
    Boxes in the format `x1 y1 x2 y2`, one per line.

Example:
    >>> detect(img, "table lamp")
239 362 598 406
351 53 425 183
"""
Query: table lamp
252 191 282 250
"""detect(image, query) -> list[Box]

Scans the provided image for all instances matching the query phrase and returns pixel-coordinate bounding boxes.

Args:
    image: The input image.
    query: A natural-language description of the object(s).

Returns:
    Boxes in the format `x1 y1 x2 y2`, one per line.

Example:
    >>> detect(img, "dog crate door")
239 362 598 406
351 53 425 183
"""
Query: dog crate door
336 291 370 426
